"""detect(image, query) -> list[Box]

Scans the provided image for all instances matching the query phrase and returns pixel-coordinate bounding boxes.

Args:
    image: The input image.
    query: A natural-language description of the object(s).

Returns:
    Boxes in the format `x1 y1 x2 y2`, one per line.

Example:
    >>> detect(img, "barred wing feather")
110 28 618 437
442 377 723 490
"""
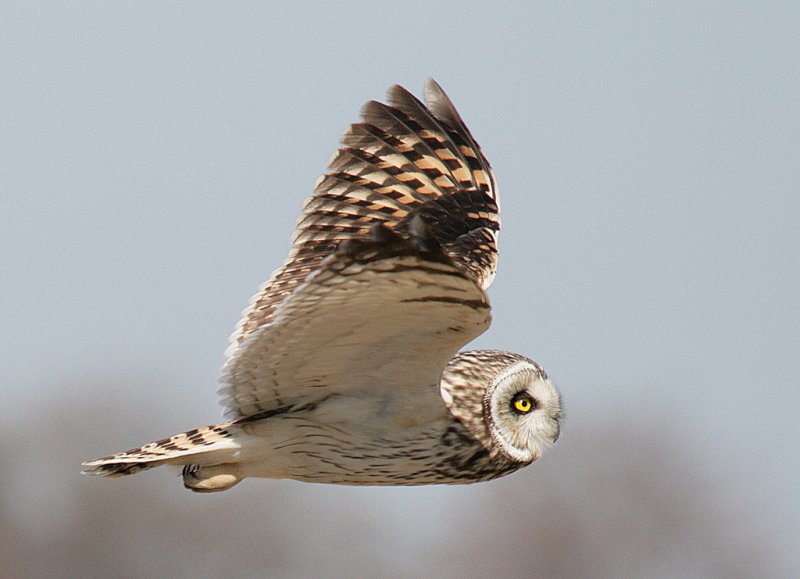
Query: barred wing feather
225 80 500 362
218 221 491 420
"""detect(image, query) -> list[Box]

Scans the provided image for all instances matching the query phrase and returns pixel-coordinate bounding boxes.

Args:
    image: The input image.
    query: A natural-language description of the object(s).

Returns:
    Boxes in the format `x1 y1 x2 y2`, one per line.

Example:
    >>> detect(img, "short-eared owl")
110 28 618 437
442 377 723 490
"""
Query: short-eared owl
83 80 562 492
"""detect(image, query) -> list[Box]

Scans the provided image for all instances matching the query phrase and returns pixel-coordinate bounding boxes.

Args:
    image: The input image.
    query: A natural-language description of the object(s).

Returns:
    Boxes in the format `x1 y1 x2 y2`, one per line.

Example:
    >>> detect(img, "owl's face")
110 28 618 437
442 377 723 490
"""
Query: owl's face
483 362 562 463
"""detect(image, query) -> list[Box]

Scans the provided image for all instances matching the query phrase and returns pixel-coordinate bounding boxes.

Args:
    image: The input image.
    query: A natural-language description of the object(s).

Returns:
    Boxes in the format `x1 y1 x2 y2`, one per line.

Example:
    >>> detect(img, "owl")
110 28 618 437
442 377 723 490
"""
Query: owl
82 80 562 492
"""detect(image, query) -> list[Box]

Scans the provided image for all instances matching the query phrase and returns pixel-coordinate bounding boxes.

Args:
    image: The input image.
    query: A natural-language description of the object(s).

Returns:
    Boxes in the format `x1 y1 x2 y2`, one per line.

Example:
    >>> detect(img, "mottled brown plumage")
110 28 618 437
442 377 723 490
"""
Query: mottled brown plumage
82 80 561 492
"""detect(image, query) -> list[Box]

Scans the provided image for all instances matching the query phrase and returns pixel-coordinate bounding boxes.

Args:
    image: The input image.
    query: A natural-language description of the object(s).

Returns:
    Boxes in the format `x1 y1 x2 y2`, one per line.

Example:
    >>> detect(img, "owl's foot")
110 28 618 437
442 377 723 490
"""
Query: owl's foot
182 463 242 493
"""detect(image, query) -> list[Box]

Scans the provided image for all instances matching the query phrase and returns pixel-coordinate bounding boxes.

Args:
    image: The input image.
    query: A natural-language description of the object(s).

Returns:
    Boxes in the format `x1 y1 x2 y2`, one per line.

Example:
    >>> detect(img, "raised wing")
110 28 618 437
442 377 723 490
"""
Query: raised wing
218 218 491 421
225 79 499 361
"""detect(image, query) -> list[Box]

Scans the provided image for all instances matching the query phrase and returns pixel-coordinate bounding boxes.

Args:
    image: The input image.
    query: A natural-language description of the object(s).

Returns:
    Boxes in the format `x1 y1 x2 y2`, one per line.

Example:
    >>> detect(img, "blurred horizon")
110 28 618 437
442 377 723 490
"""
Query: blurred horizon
2 382 795 577
2 2 798 576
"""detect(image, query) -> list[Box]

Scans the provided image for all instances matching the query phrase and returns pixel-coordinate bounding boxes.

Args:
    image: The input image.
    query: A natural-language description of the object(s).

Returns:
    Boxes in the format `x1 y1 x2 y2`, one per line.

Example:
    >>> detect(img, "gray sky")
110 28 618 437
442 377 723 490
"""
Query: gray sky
2 2 798 574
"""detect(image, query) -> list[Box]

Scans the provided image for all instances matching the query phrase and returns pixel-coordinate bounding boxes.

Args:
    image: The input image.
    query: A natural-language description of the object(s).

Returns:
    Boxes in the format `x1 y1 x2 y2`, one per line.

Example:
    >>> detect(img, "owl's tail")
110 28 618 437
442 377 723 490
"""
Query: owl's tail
82 422 243 492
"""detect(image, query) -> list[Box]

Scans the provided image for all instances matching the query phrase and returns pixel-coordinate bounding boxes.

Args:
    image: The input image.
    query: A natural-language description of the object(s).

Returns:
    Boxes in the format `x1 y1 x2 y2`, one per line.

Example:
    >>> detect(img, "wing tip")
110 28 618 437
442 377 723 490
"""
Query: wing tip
423 78 461 127
385 77 447 109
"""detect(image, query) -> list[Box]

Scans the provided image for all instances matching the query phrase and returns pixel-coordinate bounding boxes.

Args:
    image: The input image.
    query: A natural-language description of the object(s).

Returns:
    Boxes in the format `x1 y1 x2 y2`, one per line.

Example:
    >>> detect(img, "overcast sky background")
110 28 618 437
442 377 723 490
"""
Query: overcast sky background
2 2 798 576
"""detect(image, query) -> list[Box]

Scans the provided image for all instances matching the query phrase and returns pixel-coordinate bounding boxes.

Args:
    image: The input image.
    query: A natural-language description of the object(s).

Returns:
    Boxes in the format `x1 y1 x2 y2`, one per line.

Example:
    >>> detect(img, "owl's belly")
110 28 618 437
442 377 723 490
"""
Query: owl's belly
235 395 518 485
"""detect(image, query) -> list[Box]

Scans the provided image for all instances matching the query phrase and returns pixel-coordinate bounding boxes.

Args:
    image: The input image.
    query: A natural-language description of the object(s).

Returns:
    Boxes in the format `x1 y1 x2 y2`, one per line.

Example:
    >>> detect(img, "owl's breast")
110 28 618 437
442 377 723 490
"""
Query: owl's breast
237 391 523 485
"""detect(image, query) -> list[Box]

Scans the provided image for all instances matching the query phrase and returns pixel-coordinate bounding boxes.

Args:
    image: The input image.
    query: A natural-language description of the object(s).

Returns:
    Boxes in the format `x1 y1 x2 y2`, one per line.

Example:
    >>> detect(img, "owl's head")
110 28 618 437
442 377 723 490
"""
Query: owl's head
442 350 562 464
482 359 561 462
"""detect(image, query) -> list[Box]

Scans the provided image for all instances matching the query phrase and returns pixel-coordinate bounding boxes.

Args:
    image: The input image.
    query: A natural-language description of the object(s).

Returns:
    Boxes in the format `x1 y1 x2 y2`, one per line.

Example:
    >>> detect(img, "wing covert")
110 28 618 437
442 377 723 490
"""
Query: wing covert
218 218 491 421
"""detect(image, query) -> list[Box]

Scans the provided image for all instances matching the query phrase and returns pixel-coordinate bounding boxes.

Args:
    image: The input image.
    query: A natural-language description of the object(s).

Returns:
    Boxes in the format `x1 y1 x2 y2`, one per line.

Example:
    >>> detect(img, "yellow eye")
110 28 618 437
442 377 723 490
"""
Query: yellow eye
511 393 535 414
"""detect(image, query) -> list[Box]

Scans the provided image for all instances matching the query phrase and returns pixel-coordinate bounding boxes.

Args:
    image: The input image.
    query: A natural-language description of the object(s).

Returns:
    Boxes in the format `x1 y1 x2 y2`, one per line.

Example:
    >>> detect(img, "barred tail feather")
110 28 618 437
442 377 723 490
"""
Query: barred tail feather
81 422 238 477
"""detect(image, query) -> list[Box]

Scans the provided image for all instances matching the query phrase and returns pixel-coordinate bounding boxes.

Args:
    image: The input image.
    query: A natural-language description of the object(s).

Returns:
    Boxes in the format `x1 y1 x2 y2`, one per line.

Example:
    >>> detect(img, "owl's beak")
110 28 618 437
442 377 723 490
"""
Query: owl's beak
551 422 561 443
